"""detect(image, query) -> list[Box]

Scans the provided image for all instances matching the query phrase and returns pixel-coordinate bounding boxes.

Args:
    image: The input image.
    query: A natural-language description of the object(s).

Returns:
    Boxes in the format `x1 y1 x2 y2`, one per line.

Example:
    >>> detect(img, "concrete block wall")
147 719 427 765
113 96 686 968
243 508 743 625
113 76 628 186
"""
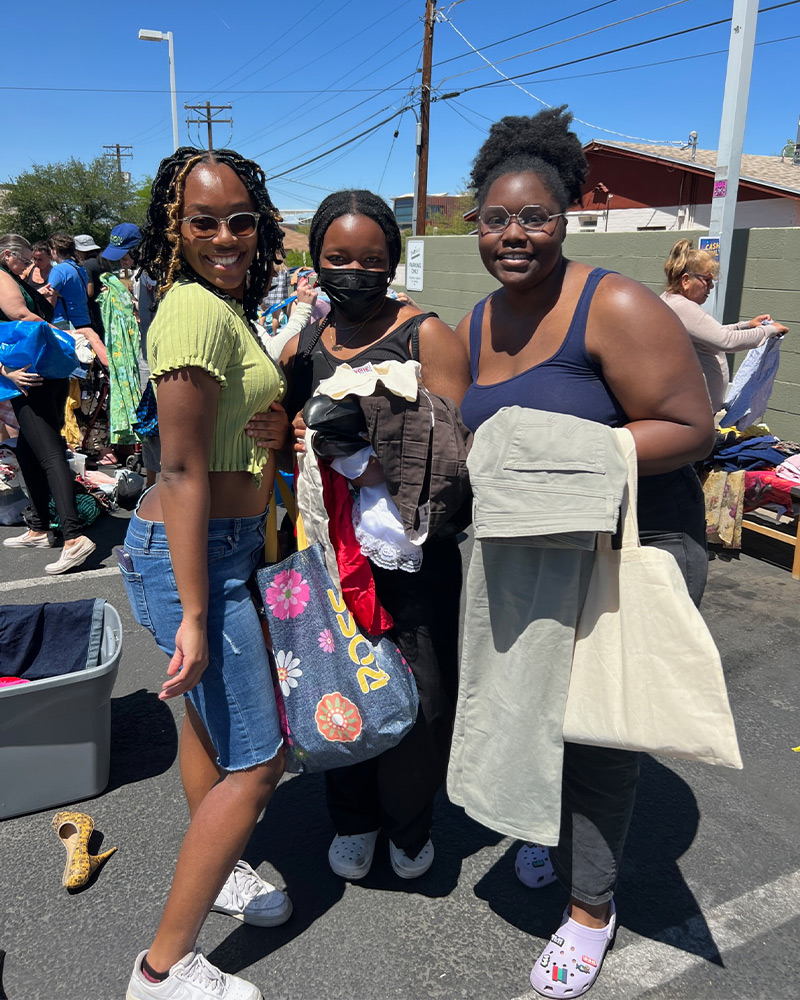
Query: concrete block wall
404 228 800 440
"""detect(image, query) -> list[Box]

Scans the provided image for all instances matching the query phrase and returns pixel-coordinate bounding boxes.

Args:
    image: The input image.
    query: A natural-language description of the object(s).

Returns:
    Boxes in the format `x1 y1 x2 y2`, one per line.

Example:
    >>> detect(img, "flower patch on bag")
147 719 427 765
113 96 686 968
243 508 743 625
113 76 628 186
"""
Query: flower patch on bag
265 568 310 619
318 628 335 653
315 693 363 743
256 540 418 772
274 649 302 697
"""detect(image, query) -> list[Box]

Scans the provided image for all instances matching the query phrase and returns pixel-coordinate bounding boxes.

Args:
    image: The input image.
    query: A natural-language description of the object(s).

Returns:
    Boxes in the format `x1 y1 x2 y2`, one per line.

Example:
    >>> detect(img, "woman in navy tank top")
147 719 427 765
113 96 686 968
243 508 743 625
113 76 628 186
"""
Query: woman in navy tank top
457 107 715 997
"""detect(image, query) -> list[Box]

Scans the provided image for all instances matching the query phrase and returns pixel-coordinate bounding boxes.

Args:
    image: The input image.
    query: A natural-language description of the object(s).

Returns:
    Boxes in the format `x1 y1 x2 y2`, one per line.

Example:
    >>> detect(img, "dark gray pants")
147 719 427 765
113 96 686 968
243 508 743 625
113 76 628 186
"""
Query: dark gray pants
550 465 707 904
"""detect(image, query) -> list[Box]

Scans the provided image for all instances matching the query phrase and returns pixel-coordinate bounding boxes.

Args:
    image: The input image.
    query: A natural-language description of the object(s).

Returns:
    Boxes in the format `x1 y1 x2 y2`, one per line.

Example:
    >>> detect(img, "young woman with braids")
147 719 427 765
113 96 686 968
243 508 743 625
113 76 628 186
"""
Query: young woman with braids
450 108 715 997
120 148 292 1000
253 189 469 883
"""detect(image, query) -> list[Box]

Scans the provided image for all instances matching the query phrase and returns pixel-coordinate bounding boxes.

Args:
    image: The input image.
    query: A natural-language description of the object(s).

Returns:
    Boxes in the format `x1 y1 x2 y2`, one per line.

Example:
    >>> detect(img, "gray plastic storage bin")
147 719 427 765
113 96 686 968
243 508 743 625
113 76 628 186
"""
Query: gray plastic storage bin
0 602 122 819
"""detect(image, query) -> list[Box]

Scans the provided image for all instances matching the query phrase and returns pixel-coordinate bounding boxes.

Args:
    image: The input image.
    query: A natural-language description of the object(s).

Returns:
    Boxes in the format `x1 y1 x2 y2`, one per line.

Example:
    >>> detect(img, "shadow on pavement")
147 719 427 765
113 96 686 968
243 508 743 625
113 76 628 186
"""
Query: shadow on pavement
472 755 722 965
106 688 178 791
208 782 506 975
208 772 345 973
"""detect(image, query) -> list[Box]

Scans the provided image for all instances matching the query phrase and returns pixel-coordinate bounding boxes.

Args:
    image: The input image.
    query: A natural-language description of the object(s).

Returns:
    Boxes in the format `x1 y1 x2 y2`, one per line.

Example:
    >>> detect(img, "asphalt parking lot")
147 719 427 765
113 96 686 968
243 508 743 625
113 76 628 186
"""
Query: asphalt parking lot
1 510 799 1000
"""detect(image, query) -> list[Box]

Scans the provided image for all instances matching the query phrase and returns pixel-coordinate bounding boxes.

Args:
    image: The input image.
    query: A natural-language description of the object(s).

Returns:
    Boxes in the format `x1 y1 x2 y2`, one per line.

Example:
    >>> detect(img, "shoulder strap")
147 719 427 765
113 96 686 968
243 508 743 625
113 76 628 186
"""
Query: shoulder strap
571 268 614 327
468 297 490 382
301 317 328 360
410 311 437 363
64 259 88 292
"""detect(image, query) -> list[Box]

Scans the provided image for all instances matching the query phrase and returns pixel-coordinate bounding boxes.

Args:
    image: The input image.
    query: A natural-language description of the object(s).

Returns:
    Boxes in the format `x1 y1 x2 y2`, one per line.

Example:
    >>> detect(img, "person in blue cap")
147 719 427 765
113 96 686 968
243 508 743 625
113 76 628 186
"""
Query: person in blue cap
101 222 142 271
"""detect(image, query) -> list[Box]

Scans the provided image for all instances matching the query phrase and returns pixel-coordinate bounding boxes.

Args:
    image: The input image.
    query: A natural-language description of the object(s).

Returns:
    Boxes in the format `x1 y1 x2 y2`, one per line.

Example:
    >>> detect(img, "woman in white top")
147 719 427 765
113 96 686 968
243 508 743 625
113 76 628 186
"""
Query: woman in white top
660 239 787 413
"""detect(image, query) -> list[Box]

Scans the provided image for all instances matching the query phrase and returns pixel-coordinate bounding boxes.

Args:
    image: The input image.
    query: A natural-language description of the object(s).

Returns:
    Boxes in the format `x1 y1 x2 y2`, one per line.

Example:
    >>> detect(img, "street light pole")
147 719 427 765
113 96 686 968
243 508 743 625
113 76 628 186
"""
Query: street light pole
138 28 179 152
706 0 758 322
166 31 179 153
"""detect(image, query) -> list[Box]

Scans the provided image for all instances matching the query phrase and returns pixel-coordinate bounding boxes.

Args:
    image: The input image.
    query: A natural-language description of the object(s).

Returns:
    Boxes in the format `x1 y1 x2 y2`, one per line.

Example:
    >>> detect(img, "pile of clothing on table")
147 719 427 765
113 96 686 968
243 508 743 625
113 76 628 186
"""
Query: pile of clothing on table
698 333 800 548
700 426 800 548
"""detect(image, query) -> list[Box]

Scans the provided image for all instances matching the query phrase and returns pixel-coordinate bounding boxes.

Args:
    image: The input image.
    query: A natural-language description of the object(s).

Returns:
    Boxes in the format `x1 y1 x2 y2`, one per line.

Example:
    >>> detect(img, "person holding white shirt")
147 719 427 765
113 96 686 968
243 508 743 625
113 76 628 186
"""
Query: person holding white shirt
661 239 788 414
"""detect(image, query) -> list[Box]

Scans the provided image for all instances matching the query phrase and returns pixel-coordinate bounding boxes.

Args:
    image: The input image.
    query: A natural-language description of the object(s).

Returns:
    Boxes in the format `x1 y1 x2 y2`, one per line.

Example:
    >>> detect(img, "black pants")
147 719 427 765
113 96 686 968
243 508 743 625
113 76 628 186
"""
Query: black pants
325 534 462 858
11 379 81 540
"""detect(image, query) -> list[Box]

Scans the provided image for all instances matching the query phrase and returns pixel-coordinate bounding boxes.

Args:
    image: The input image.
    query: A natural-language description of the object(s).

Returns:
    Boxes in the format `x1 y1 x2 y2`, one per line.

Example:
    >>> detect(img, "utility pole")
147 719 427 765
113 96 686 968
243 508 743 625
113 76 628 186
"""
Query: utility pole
102 144 133 180
795 113 800 166
706 0 758 322
413 0 436 237
184 102 233 151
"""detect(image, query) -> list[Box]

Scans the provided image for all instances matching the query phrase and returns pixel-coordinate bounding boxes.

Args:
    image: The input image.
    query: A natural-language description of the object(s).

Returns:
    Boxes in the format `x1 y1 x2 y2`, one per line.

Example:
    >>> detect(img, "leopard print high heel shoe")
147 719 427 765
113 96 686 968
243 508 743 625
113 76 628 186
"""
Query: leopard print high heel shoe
52 811 117 889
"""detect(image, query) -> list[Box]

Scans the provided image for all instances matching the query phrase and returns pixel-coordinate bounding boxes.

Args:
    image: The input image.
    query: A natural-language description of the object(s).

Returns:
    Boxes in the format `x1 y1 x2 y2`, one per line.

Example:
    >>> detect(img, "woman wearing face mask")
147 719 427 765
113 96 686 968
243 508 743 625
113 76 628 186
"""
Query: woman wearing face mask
275 189 470 882
661 239 788 414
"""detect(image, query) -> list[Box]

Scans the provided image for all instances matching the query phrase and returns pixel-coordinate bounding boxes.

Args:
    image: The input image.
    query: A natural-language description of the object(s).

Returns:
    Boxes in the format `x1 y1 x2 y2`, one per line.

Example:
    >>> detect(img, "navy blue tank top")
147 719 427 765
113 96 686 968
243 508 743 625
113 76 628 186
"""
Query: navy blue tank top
460 268 628 433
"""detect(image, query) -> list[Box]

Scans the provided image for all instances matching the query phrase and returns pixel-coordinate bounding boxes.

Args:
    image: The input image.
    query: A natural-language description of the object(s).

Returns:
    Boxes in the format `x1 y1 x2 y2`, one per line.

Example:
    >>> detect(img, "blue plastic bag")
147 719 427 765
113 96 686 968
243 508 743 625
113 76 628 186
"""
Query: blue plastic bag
0 321 80 401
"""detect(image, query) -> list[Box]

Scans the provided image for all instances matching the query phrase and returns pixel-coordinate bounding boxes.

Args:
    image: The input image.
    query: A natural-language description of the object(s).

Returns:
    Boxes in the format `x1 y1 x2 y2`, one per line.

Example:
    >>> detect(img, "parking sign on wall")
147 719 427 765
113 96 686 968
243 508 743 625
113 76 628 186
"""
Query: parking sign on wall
406 240 424 292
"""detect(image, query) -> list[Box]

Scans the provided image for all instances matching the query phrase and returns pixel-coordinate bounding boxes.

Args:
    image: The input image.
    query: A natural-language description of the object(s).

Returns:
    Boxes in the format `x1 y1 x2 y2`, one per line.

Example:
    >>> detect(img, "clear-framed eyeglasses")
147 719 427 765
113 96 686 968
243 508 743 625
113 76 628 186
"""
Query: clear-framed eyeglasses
478 205 566 234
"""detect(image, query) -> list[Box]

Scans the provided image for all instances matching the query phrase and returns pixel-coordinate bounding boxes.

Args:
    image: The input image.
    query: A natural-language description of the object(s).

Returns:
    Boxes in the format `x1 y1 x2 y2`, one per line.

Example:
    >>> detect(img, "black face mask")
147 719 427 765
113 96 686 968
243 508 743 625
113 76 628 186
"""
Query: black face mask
319 267 391 323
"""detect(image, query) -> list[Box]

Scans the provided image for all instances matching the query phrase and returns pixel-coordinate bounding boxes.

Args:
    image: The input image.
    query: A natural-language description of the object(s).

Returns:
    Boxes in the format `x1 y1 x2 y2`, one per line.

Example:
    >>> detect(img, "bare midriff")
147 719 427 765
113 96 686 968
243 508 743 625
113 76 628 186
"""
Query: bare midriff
137 458 277 522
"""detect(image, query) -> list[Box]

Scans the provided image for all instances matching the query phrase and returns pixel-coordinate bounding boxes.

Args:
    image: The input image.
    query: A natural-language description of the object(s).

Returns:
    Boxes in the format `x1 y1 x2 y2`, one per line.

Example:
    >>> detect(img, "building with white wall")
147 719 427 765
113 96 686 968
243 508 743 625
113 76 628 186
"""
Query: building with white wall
571 140 800 234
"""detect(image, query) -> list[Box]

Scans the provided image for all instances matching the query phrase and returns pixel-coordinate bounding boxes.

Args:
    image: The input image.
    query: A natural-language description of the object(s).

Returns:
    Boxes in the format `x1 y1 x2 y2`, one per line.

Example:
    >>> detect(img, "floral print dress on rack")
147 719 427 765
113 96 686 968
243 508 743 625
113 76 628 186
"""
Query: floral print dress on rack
97 273 142 445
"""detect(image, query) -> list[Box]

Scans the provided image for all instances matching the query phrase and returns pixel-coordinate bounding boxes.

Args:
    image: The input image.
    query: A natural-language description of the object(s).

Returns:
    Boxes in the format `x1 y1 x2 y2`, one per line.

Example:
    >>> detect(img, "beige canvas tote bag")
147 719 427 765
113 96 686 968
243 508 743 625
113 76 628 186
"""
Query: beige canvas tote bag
563 428 742 769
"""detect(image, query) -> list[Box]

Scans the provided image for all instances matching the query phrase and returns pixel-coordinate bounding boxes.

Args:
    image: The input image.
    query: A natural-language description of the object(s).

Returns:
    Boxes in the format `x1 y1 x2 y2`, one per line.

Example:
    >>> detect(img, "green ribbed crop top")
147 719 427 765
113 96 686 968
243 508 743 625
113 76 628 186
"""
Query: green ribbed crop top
149 278 286 486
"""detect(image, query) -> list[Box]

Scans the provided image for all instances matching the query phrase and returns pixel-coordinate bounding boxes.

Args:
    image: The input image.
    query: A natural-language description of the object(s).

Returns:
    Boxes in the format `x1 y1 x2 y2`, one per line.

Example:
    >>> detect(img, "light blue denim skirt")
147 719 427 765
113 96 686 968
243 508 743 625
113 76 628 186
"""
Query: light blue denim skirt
120 510 283 771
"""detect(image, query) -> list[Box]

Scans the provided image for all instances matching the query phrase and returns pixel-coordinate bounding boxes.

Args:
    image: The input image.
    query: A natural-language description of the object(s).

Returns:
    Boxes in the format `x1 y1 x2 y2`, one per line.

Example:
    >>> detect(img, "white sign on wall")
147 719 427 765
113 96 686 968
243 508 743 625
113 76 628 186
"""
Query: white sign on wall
406 240 424 292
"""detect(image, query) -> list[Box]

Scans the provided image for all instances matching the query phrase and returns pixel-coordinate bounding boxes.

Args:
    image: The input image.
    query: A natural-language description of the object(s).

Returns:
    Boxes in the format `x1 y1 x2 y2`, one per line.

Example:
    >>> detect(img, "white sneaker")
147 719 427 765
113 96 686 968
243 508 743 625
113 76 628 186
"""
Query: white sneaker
3 531 51 548
211 859 292 927
126 948 261 999
328 830 380 879
389 838 434 879
44 536 95 574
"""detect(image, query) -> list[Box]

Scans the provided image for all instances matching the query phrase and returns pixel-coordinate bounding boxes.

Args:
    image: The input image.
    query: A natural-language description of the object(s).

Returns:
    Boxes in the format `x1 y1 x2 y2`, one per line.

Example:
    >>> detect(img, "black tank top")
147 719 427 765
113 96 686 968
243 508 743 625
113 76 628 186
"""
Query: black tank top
285 311 436 419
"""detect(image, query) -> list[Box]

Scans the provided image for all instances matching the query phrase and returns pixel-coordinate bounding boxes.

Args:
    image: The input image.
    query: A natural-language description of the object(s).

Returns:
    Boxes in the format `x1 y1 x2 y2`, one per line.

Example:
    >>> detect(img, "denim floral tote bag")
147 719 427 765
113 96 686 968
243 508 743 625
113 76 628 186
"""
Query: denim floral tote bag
255 504 418 774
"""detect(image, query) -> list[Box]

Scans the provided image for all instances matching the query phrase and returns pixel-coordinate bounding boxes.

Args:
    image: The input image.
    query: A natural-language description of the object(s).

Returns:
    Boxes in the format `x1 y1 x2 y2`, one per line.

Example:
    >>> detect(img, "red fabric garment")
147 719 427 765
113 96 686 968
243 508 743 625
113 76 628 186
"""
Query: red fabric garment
317 460 394 635
743 470 795 516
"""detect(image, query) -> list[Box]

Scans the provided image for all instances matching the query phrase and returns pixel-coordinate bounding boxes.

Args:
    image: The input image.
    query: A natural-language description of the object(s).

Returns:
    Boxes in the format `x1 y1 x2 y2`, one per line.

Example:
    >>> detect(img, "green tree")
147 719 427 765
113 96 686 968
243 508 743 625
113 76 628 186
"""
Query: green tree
0 157 149 245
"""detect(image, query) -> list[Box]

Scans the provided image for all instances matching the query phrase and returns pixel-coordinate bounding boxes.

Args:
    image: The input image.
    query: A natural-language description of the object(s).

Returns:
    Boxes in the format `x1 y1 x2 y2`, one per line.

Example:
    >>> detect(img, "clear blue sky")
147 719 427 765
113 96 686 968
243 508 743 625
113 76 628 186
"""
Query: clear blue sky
1 0 798 213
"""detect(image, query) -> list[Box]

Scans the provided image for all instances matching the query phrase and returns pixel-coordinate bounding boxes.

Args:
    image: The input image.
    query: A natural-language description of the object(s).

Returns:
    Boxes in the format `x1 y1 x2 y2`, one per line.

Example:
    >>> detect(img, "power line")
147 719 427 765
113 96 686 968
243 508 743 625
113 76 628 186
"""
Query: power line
236 35 421 150
0 85 414 95
258 98 410 172
434 0 626 67
438 9 684 144
437 0 694 86
377 118 406 193
501 32 800 92
442 98 490 135
227 0 404 107
432 1 800 100
265 107 410 181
